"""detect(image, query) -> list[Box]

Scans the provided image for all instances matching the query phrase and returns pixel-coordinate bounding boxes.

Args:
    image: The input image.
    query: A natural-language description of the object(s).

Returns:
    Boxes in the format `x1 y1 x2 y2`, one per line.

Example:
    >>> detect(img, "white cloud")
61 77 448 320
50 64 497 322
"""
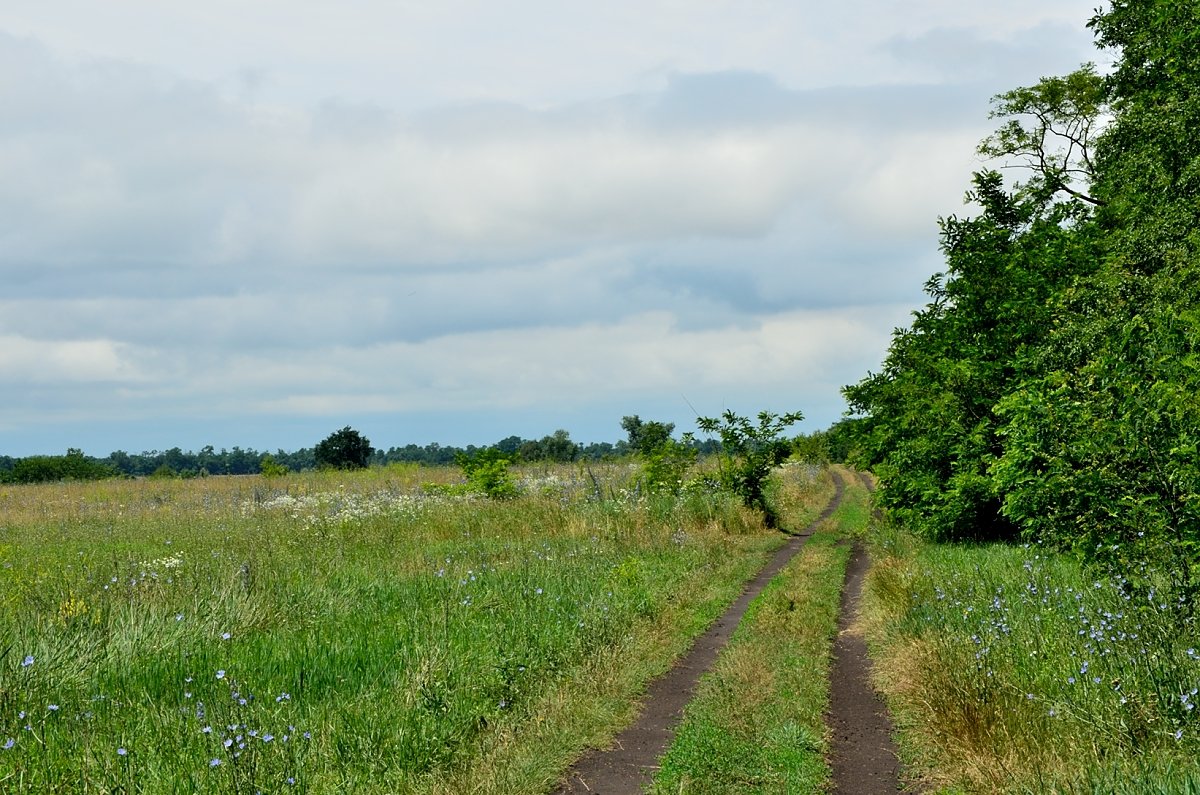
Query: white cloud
0 2 1104 454
0 335 146 384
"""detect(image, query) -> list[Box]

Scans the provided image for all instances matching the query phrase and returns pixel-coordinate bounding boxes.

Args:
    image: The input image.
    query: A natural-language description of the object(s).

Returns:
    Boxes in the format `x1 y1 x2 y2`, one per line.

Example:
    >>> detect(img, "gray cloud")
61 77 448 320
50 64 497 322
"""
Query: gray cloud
0 6 1102 454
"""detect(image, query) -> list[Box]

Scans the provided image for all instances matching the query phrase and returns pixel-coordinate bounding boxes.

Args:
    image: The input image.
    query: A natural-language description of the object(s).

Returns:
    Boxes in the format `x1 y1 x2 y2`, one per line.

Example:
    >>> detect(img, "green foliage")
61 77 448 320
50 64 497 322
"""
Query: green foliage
147 463 179 479
455 448 520 500
259 454 289 478
621 415 696 494
0 449 120 484
696 410 803 529
978 65 1107 206
844 169 1101 543
314 426 373 470
517 429 580 463
621 415 676 456
640 439 697 495
791 432 830 465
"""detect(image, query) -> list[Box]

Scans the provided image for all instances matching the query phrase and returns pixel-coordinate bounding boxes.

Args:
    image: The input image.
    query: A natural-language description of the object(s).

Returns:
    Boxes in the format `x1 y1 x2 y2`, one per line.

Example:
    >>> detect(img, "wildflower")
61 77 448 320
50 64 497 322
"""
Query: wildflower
535 587 544 595
47 704 59 712
1175 729 1184 741
221 632 232 641
2 738 13 750
117 748 128 756
224 739 233 749
262 733 274 743
216 670 226 680
210 758 221 767
275 692 290 702
202 726 213 734
176 614 184 621
21 655 33 668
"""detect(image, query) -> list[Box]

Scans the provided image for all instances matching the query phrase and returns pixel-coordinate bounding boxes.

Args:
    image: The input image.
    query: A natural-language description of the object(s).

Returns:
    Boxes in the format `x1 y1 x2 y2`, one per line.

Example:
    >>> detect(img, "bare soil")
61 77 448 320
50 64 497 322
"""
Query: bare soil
825 472 904 793
553 472 846 794
826 541 904 793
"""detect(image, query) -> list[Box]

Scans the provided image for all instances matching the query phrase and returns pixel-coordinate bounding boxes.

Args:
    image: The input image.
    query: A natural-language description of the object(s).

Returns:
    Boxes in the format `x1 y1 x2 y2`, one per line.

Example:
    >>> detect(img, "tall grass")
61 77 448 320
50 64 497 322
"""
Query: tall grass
0 463 786 793
862 524 1200 793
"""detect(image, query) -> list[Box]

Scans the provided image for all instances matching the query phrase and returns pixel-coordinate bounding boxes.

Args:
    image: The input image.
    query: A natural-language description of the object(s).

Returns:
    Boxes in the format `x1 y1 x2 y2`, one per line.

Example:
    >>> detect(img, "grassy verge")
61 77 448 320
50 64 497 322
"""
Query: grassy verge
860 521 1200 793
0 463 790 794
649 466 872 794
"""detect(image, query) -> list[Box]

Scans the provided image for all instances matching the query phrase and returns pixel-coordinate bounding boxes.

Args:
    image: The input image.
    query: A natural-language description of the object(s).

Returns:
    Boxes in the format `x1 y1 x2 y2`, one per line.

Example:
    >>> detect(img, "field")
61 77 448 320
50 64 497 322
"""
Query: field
862 523 1200 793
0 461 834 793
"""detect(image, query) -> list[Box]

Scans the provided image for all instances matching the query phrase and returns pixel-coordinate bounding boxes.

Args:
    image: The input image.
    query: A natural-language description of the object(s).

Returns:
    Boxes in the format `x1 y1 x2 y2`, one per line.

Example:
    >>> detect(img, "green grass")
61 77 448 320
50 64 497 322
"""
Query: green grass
649 467 872 794
0 462 832 793
861 524 1200 793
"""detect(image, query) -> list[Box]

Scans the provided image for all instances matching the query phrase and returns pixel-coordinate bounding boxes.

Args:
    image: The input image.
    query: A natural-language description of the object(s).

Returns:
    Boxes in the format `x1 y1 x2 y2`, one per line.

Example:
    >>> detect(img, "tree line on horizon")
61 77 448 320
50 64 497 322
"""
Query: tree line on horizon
0 419 727 483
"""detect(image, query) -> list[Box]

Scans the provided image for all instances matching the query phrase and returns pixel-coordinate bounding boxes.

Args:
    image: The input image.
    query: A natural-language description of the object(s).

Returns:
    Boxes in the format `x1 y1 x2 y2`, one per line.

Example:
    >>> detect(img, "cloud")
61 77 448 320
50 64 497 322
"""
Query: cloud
881 21 1102 85
0 335 147 384
0 6 1103 454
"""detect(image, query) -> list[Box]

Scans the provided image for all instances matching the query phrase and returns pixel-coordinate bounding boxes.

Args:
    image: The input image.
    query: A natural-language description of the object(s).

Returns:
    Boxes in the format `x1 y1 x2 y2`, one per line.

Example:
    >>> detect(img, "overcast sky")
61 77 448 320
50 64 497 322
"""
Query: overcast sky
1 1 1106 456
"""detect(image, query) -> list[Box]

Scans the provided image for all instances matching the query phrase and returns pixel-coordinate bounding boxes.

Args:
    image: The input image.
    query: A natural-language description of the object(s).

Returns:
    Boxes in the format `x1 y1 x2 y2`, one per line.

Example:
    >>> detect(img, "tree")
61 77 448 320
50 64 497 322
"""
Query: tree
519 430 579 462
978 65 1107 207
696 409 803 529
621 415 676 457
314 426 373 470
844 170 1100 542
620 416 695 494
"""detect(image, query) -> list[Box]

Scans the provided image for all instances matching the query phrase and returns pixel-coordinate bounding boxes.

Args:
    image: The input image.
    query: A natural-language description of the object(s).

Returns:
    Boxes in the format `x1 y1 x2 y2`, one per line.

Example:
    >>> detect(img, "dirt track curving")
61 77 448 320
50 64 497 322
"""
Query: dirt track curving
554 471 845 795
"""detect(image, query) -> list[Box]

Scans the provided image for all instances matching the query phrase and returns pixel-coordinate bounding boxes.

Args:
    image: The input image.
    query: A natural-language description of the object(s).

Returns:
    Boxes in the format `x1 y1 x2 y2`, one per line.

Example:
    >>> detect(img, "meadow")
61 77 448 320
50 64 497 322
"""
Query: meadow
862 523 1200 793
0 461 833 794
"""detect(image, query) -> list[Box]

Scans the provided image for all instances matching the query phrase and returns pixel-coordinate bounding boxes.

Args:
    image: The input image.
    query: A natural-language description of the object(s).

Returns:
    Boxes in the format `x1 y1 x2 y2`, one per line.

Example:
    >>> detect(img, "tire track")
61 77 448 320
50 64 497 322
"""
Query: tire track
554 471 846 795
825 472 904 793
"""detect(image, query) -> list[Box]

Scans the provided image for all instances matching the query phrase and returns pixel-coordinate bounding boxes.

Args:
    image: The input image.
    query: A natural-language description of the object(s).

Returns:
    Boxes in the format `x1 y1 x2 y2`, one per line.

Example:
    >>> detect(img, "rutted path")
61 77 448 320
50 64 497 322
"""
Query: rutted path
826 474 903 793
554 471 845 795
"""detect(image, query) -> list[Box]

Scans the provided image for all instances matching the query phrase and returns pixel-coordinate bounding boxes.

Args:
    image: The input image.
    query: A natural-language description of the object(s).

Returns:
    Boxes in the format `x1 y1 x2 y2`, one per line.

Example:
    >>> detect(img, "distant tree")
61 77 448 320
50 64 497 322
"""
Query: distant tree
621 415 675 456
541 429 579 462
314 426 373 470
519 430 579 462
2 449 119 484
493 435 524 455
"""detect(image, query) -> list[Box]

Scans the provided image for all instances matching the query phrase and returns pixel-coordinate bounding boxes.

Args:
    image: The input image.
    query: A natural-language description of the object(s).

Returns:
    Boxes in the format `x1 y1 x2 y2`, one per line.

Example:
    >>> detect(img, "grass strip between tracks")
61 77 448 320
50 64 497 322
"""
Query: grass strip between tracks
649 468 873 794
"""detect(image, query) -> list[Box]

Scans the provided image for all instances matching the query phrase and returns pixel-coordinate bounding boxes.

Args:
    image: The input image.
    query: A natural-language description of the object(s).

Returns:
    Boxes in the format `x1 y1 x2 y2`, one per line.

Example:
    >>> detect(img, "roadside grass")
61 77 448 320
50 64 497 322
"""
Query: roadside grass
649 466 871 794
0 462 789 794
861 522 1200 793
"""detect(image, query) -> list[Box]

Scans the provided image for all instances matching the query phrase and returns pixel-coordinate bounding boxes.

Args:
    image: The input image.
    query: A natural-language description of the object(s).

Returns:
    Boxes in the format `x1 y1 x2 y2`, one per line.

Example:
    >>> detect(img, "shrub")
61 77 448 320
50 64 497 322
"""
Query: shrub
456 449 520 500
696 410 804 529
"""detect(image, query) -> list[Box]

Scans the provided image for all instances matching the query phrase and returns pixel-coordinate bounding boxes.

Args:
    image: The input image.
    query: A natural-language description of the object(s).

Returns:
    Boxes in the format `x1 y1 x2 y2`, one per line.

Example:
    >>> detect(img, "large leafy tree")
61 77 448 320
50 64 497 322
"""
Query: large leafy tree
990 0 1200 586
314 426 373 470
844 169 1100 542
845 1 1200 585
